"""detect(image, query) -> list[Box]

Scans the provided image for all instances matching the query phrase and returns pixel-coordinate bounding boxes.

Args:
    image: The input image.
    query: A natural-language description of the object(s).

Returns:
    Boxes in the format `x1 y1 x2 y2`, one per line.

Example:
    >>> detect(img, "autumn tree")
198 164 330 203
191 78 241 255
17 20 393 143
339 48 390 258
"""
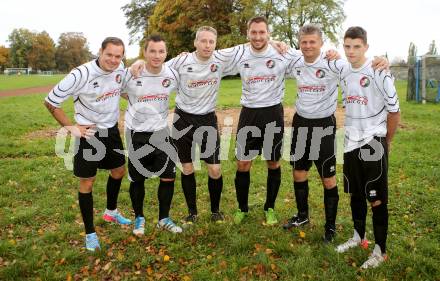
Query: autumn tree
8 28 34 68
0 46 9 71
55 32 92 72
27 31 56 71
122 0 158 46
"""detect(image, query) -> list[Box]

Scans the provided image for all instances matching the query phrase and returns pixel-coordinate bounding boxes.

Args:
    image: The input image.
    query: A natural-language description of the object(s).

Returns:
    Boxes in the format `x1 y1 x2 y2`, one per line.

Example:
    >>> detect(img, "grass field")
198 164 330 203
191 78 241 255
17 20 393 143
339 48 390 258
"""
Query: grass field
0 78 439 280
0 74 65 91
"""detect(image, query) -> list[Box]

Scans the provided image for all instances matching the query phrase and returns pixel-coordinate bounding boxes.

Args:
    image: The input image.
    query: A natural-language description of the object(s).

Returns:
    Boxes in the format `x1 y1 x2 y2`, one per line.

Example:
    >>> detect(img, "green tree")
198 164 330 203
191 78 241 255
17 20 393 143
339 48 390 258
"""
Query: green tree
268 0 346 49
28 31 56 71
0 45 9 71
8 28 34 68
122 0 158 45
55 32 92 72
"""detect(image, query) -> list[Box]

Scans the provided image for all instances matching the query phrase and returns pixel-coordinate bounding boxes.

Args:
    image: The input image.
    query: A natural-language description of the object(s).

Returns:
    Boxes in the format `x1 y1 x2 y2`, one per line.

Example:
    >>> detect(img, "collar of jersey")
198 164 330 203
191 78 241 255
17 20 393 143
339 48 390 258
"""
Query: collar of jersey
350 58 372 72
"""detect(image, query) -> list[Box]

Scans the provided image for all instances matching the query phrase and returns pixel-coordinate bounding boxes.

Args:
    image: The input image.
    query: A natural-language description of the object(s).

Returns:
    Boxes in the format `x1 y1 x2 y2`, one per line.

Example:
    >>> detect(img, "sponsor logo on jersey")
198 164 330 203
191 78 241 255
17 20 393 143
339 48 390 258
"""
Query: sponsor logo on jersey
115 74 122 84
360 76 370 87
266 60 275 68
162 79 171 88
93 81 99 88
369 190 377 197
298 85 326 94
315 69 325 78
95 89 121 102
210 64 218 72
346 95 368 105
136 81 142 87
137 94 168 103
244 63 250 68
245 75 276 84
187 78 218 88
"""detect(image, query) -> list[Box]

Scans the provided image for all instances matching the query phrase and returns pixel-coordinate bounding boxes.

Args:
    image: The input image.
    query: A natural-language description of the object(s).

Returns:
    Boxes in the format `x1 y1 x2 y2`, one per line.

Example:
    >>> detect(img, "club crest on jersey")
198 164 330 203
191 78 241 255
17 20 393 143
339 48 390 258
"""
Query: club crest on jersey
315 69 325 78
360 76 370 87
115 74 122 84
210 64 218 72
162 79 171 88
266 60 275 68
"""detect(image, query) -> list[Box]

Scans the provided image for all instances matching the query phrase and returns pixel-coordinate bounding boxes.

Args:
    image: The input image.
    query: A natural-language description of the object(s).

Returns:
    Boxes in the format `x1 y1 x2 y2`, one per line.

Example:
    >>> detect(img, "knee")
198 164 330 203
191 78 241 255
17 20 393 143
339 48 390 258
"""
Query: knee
79 177 95 193
208 164 221 179
110 166 125 179
293 170 308 182
237 161 251 172
267 161 280 170
181 163 194 175
322 177 336 189
160 178 175 183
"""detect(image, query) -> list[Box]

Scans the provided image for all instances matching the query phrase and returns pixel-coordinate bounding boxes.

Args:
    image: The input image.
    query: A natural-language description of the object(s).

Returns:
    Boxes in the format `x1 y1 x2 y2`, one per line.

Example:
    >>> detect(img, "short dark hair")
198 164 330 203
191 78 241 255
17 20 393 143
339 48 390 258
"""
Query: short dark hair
101 37 125 54
247 16 269 30
344 26 368 44
299 24 323 40
144 34 166 50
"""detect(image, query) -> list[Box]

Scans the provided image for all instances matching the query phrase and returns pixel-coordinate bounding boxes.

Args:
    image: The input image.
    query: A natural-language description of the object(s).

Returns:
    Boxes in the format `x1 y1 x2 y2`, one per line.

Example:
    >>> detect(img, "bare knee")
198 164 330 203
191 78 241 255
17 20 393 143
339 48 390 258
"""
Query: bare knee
293 170 308 182
110 165 125 179
160 178 175 183
267 160 280 170
370 200 382 207
79 177 95 193
181 163 194 175
207 164 221 179
237 160 252 172
322 176 336 189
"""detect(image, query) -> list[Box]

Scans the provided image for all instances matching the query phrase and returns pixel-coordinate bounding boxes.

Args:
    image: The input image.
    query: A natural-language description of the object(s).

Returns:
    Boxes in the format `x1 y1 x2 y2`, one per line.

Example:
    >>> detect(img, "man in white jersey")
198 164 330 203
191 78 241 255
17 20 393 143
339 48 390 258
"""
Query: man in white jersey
227 16 305 225
122 34 182 235
167 26 239 224
282 24 389 243
335 27 400 269
44 37 131 252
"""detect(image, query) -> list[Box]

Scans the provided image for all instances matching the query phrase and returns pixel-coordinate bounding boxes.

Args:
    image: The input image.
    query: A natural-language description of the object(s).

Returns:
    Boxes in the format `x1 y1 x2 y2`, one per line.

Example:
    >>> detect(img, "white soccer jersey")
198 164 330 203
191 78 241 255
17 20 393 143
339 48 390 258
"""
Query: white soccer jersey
122 65 179 132
225 44 302 108
45 60 125 129
340 58 400 152
287 53 346 119
166 46 241 115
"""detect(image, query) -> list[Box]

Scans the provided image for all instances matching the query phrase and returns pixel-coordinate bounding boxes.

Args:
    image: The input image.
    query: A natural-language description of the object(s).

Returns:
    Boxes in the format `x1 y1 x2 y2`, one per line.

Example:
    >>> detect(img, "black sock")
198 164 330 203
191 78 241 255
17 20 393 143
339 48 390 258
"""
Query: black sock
324 186 339 230
234 171 250 212
158 180 175 220
129 180 145 218
208 176 223 213
264 167 281 210
294 180 309 218
78 192 95 234
372 203 388 253
351 195 367 239
181 173 197 215
106 175 122 210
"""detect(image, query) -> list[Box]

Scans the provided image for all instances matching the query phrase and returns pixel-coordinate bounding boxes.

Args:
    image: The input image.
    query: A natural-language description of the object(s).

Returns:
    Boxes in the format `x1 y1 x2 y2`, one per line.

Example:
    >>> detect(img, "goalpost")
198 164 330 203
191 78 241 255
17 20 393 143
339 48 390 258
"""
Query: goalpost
4 68 32 75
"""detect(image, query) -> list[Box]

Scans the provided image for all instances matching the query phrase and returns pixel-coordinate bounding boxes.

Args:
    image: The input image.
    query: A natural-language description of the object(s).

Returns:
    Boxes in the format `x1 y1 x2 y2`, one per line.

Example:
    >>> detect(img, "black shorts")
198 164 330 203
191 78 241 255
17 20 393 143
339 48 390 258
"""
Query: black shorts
126 129 177 181
172 107 220 164
73 124 126 178
236 103 284 161
290 113 336 178
343 137 388 203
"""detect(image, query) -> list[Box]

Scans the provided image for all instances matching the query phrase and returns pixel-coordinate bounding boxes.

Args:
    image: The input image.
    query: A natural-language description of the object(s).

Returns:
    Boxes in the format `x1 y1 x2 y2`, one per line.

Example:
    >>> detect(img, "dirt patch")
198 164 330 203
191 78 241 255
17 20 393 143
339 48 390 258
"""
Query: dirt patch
0 85 54 98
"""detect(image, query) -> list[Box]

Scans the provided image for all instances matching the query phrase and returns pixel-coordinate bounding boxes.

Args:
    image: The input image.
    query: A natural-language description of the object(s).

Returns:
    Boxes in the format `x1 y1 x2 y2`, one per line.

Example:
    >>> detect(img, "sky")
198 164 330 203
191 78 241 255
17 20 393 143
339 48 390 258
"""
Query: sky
0 0 438 61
